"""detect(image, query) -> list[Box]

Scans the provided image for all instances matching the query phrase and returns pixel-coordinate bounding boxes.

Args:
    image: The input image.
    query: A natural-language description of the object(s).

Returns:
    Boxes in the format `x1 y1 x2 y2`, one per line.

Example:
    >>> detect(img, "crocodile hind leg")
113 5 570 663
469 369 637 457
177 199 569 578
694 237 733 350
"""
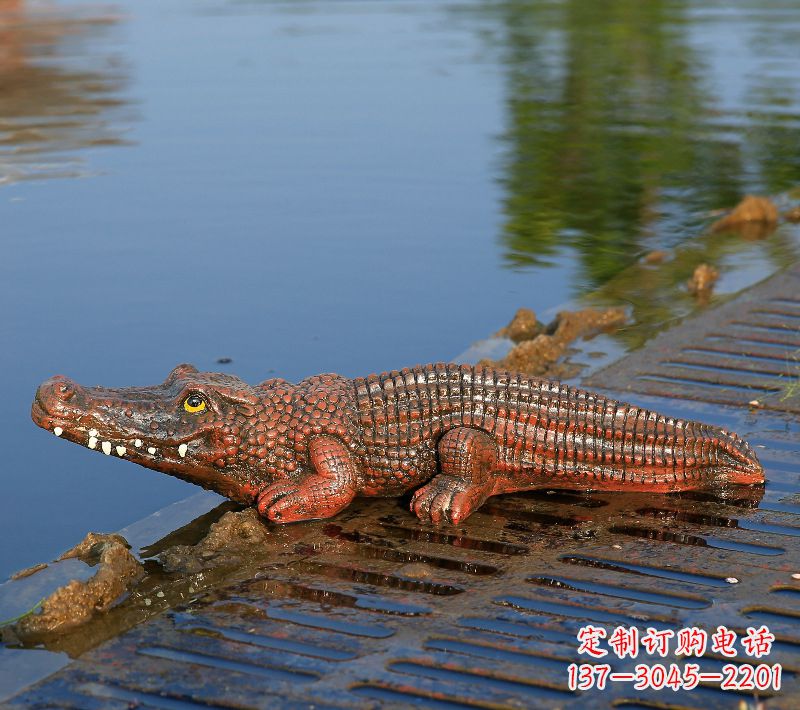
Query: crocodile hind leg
411 427 499 525
257 435 357 523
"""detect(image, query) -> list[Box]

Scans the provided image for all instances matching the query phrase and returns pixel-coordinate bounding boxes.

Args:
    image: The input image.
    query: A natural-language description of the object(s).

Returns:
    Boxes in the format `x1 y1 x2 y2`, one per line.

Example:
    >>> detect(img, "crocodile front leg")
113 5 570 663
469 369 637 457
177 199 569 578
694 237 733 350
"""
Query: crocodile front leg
256 436 357 523
411 427 499 525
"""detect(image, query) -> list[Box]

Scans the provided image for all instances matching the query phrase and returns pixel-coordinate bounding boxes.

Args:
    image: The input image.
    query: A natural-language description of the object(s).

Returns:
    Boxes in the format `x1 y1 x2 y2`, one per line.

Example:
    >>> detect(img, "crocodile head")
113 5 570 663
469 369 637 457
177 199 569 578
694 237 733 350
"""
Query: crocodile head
31 364 268 503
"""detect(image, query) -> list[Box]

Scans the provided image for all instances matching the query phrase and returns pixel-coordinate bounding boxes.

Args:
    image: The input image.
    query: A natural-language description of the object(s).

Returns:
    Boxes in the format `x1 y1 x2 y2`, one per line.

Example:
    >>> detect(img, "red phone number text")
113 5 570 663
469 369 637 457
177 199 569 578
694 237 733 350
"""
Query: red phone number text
567 662 782 691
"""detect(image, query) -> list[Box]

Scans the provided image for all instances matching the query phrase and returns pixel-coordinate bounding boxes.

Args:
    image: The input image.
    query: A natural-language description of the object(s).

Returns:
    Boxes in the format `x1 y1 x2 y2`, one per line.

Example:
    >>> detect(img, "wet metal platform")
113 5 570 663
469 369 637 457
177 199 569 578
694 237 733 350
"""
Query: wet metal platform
586 263 800 414
4 273 800 709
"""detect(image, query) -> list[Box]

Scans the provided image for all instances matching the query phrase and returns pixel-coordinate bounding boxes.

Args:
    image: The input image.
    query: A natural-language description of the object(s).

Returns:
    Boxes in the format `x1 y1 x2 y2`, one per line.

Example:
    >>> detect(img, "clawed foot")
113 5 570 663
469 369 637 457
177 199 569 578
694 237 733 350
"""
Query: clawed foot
410 475 491 525
256 478 354 523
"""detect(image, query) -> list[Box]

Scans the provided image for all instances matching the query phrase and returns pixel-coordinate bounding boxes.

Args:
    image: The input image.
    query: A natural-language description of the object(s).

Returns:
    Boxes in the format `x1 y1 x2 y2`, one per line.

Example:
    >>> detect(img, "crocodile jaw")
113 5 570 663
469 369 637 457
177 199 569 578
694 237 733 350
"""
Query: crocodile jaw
31 373 261 504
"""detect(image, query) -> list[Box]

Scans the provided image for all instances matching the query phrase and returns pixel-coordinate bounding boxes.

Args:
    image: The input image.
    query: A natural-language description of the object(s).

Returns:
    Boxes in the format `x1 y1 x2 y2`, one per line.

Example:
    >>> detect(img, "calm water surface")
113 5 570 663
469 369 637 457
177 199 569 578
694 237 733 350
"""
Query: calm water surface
2 0 800 580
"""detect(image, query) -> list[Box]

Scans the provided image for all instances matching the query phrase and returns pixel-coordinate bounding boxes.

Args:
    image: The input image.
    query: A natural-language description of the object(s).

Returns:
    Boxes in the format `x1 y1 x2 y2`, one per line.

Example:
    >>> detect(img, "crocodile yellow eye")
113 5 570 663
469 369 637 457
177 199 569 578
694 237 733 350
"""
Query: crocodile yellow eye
183 394 207 413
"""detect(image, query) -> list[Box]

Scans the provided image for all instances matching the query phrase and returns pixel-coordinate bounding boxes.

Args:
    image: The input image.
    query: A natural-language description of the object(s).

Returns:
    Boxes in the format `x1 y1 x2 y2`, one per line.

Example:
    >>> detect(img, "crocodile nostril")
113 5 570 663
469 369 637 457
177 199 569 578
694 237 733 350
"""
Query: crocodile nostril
37 376 80 408
56 382 75 401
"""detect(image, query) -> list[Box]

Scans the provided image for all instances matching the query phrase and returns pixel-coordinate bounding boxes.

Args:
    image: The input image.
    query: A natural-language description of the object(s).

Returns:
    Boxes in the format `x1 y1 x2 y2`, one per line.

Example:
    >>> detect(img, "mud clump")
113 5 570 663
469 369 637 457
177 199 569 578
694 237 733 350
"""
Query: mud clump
496 308 544 342
13 533 143 640
483 307 627 377
687 263 719 297
158 508 270 574
711 195 778 238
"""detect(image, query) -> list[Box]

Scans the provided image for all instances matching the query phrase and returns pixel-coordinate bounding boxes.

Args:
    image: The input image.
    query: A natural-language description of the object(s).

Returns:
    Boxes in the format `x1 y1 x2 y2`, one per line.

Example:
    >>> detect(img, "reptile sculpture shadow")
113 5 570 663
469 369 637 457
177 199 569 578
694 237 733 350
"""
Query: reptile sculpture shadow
32 363 764 525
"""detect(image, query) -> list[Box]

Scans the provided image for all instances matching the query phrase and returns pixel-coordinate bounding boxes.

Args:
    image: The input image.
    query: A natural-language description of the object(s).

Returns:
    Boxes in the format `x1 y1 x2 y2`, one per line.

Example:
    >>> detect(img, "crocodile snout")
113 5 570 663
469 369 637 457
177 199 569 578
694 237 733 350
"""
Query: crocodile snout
35 375 83 413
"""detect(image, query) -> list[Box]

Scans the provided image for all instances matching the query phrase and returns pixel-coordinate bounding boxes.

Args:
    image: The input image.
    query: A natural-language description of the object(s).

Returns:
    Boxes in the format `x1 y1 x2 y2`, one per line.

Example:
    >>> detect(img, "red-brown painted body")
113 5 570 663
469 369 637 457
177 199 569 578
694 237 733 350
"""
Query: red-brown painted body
32 363 764 524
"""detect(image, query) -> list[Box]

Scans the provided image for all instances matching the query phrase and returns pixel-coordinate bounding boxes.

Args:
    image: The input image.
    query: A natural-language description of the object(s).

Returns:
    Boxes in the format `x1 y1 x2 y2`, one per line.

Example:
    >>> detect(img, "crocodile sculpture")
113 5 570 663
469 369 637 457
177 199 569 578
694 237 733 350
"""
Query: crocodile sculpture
32 363 764 525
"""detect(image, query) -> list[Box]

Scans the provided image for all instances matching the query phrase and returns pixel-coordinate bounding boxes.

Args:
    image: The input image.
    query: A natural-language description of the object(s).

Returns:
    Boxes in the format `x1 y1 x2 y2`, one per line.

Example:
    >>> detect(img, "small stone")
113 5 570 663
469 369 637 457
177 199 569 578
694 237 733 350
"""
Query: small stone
711 195 778 236
687 263 719 295
725 577 739 584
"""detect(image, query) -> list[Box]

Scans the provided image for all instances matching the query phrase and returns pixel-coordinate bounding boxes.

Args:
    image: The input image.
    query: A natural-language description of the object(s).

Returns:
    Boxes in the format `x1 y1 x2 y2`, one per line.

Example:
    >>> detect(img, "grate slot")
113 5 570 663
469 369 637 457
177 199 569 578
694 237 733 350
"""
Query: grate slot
525 576 711 609
682 344 799 363
660 356 794 378
322 525 500 575
609 524 785 555
295 560 465 595
478 501 587 526
742 606 800 628
350 682 497 709
770 586 800 600
264 602 395 639
137 645 319 681
731 320 800 335
387 659 574 700
377 521 529 555
751 308 800 320
424 637 576 668
635 507 800 538
706 331 800 348
458 616 577 644
511 490 609 508
637 372 781 394
78 682 239 710
494 595 676 627
559 554 733 588
247 576 432 616
173 621 357 661
770 297 800 306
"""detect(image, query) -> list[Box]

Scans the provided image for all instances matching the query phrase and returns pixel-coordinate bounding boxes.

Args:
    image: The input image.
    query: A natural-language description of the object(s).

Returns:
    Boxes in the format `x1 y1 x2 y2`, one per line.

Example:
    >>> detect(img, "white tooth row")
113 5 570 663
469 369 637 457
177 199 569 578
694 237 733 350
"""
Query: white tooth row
52 427 188 459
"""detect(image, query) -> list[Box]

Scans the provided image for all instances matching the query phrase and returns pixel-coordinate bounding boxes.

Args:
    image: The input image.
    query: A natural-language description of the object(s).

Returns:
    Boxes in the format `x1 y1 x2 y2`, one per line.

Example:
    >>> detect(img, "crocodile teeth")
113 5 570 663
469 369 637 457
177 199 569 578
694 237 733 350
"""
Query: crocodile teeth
116 446 126 457
101 441 112 455
134 439 142 448
88 437 98 450
147 447 156 455
178 443 188 458
53 427 63 437
89 429 98 438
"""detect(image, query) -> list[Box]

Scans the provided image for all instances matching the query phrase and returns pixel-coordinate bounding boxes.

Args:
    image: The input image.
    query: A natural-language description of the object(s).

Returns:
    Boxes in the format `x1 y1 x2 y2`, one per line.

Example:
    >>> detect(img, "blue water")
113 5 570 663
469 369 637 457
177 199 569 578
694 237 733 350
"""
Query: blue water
2 0 800 580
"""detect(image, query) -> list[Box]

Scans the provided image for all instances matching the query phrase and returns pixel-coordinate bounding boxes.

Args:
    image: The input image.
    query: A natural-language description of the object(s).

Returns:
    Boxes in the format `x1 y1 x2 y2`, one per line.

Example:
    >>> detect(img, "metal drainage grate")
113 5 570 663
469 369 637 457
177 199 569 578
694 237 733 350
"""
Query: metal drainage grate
4 407 799 709
586 264 800 413
5 268 800 709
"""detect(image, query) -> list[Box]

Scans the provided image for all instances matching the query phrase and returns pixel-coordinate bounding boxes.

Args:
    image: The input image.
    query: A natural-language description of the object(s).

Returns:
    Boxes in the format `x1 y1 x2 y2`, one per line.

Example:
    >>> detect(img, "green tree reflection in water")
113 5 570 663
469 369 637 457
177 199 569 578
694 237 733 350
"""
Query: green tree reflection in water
477 0 800 291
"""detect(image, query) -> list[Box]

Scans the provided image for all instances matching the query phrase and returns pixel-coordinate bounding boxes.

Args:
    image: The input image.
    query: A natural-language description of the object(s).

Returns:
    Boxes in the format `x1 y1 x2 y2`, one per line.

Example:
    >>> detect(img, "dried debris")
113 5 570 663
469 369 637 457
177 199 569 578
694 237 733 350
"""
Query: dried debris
13 533 143 639
158 508 270 574
711 195 778 238
687 263 719 297
482 307 627 378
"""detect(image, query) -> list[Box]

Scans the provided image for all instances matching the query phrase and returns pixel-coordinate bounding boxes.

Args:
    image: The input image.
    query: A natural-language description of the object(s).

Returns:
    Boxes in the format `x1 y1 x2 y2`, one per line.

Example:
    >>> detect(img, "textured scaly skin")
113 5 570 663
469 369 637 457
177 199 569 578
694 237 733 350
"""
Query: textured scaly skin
32 363 763 525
